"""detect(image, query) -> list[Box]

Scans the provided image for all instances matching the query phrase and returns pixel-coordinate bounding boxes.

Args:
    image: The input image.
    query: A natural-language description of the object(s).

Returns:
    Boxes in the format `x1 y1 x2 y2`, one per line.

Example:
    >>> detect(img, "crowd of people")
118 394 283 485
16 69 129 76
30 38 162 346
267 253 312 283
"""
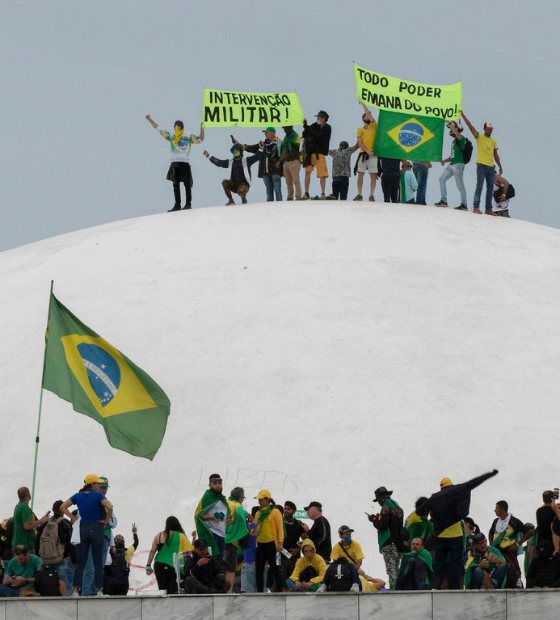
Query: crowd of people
145 106 515 218
1 471 559 598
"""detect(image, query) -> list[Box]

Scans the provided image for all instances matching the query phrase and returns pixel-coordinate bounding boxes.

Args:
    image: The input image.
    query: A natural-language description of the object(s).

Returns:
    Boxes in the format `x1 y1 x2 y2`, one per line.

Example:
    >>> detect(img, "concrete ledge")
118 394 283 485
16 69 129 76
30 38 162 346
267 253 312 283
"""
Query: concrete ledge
4 590 560 620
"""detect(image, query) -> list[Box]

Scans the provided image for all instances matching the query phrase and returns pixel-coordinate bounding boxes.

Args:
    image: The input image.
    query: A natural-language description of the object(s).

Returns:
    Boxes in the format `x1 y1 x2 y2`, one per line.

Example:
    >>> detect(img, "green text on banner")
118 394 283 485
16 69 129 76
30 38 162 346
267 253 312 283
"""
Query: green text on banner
354 64 462 120
202 89 305 127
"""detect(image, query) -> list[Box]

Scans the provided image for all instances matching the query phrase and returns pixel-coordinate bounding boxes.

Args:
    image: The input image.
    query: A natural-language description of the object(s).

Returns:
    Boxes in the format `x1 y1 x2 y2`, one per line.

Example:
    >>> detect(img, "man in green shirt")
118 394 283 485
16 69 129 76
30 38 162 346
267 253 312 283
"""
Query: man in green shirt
12 487 50 551
0 545 42 597
435 121 468 210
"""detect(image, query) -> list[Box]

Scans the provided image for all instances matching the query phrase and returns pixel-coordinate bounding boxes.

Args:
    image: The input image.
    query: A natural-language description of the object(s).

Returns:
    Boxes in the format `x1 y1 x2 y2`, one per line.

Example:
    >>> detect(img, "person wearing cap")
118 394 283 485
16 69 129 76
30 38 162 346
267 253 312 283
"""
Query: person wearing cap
286 538 327 592
464 533 507 589
302 111 332 200
354 103 379 202
34 500 77 594
204 142 261 206
400 160 418 204
396 537 433 590
305 501 332 563
254 489 284 592
492 173 514 218
241 127 283 202
416 470 498 590
145 114 204 211
331 526 364 569
59 474 113 596
195 474 230 563
223 487 249 593
434 120 468 210
184 538 229 594
326 141 359 200
11 487 49 554
461 111 502 215
105 525 138 595
278 126 303 200
369 486 404 590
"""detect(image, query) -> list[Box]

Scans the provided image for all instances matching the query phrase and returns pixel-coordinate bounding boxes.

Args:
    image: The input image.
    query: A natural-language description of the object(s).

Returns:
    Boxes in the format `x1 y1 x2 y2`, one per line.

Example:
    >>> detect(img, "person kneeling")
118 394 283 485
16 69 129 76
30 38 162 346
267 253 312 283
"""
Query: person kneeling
286 539 326 592
317 557 360 593
396 537 433 590
183 539 229 594
465 533 507 590
204 143 260 206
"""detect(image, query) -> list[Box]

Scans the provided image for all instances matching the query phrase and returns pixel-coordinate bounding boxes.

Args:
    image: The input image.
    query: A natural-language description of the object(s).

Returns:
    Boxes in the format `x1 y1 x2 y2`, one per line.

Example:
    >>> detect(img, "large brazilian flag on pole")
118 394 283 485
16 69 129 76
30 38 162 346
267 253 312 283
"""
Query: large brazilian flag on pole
42 292 170 460
376 110 444 161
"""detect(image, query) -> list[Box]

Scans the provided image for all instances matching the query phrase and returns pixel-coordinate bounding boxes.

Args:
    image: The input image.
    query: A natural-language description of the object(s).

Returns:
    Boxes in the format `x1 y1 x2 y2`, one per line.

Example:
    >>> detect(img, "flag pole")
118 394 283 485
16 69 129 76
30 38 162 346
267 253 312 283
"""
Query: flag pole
31 280 54 511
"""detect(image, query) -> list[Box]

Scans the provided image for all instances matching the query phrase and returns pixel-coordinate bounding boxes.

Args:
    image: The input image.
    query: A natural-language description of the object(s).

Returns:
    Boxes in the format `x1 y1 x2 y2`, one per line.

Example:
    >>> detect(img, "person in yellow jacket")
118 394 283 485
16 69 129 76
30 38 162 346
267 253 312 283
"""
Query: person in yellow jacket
254 489 284 592
286 538 326 592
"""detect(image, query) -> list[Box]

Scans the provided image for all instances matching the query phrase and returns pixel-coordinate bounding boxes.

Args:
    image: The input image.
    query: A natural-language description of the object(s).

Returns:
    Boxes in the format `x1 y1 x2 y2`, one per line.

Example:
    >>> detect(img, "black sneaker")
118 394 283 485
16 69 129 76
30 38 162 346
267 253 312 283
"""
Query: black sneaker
167 205 181 212
182 204 191 210
353 195 363 201
434 200 448 207
241 197 248 204
455 204 468 211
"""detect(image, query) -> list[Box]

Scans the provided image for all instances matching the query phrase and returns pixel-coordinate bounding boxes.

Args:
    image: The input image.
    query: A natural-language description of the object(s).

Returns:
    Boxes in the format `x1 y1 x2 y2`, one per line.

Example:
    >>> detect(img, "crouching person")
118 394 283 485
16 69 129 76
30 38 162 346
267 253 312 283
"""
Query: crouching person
203 144 260 206
317 556 360 593
465 533 507 590
286 539 326 592
183 539 229 594
396 537 433 590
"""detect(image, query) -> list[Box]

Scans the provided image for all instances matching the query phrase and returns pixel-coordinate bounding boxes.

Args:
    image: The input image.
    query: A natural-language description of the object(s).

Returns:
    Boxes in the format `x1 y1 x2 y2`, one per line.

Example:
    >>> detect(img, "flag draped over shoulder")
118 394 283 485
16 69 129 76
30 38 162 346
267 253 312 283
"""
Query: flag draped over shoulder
42 292 170 460
195 489 231 555
376 110 444 161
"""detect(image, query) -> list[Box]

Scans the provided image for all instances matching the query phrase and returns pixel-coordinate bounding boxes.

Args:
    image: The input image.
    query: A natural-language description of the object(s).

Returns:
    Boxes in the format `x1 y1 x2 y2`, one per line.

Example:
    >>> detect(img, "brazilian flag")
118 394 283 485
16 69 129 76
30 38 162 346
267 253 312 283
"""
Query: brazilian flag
43 293 170 460
375 110 444 161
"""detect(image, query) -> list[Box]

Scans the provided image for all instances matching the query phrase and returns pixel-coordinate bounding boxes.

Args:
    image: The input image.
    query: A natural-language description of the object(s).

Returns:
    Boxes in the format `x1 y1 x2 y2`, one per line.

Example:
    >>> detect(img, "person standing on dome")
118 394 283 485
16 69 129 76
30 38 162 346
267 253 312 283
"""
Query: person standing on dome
195 474 230 564
241 127 284 202
353 103 378 202
434 120 468 210
302 111 332 200
145 114 204 212
254 490 284 592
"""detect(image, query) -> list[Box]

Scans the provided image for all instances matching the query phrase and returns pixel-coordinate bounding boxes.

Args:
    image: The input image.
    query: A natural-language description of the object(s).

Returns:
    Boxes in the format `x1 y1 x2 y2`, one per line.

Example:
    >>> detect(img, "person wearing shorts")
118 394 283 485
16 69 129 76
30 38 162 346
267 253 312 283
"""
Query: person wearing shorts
302 111 332 199
354 104 378 202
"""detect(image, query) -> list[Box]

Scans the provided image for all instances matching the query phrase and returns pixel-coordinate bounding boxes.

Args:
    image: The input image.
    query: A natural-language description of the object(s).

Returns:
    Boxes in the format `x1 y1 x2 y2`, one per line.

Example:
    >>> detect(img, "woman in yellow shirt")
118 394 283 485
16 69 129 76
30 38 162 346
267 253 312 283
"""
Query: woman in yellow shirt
254 489 284 592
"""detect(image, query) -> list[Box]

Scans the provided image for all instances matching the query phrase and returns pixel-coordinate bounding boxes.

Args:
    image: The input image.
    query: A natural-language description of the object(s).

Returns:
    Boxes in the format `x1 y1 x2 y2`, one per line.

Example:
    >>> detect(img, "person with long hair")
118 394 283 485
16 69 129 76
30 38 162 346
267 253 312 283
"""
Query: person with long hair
145 516 191 594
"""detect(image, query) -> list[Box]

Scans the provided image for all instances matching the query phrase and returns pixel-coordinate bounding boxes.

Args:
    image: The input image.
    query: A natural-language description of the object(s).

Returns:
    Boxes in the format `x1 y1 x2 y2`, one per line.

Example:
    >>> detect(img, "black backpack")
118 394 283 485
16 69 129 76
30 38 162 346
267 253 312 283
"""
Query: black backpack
460 138 473 164
396 526 411 553
108 548 130 586
34 565 61 597
328 558 354 592
494 184 515 201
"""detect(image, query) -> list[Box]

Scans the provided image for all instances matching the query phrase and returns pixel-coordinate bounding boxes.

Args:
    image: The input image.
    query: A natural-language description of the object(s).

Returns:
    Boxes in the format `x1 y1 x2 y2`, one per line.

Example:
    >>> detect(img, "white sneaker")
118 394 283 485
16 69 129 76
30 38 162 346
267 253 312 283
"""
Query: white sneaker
350 583 360 593
317 584 326 593
96 590 107 597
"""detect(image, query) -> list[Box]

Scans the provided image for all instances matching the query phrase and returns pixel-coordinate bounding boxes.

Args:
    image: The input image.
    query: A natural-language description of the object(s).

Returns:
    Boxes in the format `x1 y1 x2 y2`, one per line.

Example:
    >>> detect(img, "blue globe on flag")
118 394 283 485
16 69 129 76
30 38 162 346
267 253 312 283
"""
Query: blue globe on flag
398 122 424 148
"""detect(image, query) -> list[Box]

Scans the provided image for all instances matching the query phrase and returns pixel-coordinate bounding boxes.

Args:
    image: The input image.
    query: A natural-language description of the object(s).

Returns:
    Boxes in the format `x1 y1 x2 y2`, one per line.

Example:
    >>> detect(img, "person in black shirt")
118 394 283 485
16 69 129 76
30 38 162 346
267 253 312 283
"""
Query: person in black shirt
305 501 331 562
204 143 261 206
526 539 560 588
379 158 401 203
536 490 560 551
302 111 332 199
183 539 229 594
282 501 308 580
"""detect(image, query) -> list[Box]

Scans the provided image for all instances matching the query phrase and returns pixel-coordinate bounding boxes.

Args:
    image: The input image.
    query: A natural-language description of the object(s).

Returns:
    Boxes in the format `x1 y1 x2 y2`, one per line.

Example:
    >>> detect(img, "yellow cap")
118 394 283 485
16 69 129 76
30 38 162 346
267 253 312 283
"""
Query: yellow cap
84 474 102 485
254 489 272 500
440 477 453 488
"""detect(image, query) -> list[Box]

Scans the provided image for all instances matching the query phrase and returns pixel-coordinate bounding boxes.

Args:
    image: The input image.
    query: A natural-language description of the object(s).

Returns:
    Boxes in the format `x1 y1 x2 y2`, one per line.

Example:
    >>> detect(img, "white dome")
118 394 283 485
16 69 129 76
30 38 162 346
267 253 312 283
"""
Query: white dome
1 202 559 582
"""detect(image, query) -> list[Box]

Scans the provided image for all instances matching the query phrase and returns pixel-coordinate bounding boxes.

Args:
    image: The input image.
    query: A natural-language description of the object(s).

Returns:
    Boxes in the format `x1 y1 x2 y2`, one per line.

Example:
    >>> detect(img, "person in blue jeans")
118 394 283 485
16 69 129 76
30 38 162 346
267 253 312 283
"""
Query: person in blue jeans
241 127 283 202
412 161 431 205
465 533 508 589
435 121 468 210
60 474 113 597
462 111 503 215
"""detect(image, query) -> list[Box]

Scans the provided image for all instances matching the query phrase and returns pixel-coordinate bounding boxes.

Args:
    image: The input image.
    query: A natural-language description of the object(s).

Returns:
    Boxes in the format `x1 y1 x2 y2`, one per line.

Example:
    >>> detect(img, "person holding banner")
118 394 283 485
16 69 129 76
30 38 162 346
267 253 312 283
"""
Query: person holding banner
242 127 283 202
145 114 204 212
203 143 261 206
434 121 468 210
461 112 502 215
354 104 379 202
302 111 332 200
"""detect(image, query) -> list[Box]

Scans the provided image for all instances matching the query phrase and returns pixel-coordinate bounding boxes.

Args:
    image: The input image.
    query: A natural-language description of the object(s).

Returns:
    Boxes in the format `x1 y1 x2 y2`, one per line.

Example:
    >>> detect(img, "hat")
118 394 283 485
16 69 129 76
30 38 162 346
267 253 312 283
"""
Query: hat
440 478 453 488
373 487 393 502
262 126 276 133
304 501 322 511
484 122 494 129
209 473 222 482
254 489 272 500
315 110 329 120
194 539 208 550
52 500 64 513
338 525 354 534
284 501 297 510
84 474 102 485
114 534 125 546
98 476 109 488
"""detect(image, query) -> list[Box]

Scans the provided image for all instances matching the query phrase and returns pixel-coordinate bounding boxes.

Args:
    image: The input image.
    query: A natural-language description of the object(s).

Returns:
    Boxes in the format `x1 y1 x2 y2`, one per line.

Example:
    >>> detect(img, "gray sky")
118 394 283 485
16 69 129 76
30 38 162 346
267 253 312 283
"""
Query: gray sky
1 0 558 251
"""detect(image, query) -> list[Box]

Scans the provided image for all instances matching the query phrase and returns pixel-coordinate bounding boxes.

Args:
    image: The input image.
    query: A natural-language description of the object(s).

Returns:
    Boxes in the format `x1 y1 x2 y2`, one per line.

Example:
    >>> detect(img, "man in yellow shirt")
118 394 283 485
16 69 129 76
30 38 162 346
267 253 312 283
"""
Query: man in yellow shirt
354 104 378 202
253 489 284 592
331 525 364 569
462 111 503 215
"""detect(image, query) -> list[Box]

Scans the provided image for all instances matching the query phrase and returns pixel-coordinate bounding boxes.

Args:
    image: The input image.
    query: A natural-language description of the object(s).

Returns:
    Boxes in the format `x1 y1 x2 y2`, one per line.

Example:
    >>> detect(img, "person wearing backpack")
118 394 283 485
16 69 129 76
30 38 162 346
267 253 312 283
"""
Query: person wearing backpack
330 525 364 569
317 556 360 593
34 564 66 597
36 500 77 595
492 173 515 218
434 121 470 210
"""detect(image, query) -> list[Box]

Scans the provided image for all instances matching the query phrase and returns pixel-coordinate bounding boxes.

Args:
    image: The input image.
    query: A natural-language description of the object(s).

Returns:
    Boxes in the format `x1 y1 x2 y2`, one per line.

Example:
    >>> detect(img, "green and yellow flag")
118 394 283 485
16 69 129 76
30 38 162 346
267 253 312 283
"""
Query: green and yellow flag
375 110 444 162
42 293 170 460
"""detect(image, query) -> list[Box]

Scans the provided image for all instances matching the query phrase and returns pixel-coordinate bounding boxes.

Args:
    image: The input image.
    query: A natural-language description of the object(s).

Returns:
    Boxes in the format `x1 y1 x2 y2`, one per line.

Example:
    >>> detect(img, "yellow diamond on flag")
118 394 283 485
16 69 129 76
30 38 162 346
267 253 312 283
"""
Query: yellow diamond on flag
387 118 435 153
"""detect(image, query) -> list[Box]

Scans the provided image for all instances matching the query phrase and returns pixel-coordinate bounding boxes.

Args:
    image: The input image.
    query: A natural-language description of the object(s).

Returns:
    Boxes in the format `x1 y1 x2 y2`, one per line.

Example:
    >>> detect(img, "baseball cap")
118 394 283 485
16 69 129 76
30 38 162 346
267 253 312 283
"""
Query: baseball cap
484 122 494 129
315 110 329 120
338 525 354 534
304 501 322 511
262 126 276 133
209 473 222 482
440 478 453 488
98 476 109 488
254 489 272 500
284 501 297 510
84 474 102 485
